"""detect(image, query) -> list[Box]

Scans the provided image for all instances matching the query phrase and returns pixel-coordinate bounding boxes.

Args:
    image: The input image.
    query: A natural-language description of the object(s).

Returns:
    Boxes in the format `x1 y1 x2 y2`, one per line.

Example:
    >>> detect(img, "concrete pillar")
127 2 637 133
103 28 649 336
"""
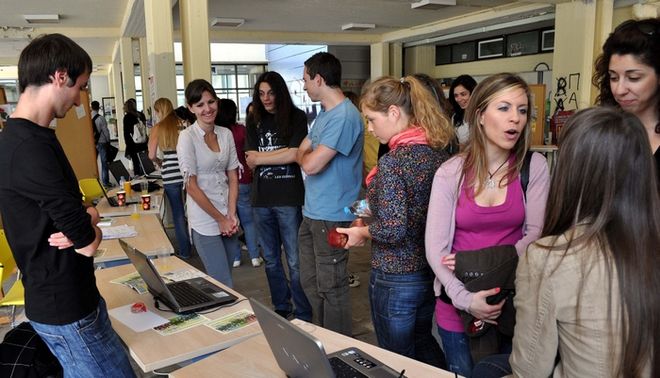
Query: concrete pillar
370 42 390 80
110 57 126 151
179 0 211 84
138 38 152 115
144 0 177 106
119 37 136 102
390 42 403 78
550 1 608 113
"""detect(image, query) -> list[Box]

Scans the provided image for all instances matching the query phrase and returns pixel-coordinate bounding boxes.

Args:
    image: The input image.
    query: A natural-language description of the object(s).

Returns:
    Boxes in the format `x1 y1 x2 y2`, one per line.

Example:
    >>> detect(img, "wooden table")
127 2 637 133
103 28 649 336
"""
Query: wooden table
96 257 260 373
95 214 174 266
96 188 164 218
170 319 457 378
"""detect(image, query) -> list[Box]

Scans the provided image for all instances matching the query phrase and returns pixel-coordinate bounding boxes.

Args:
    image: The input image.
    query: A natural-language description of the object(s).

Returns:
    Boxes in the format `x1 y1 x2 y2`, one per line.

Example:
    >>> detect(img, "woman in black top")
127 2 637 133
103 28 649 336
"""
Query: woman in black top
123 99 148 175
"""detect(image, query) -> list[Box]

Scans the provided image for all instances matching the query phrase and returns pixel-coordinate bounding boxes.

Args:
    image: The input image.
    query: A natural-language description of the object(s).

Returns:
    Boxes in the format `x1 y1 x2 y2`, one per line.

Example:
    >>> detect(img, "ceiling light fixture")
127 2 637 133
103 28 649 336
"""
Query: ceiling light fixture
23 14 60 24
341 23 376 31
411 0 457 10
210 18 245 28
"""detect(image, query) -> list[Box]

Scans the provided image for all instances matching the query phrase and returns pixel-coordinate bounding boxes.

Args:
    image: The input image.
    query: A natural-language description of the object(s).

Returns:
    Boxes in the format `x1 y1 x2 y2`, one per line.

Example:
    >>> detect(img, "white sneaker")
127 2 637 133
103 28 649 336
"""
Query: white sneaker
251 257 263 267
233 260 241 268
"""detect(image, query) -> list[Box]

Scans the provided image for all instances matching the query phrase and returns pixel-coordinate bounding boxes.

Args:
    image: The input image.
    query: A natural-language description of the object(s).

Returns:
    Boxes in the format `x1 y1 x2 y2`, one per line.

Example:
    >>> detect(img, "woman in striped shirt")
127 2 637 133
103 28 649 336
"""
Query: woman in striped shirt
148 97 192 259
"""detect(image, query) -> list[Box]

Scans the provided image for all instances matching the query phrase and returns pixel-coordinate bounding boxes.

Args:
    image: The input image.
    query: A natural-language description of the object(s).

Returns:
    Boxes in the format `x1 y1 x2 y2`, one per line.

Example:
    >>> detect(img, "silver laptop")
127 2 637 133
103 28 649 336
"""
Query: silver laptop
249 298 403 378
120 239 237 314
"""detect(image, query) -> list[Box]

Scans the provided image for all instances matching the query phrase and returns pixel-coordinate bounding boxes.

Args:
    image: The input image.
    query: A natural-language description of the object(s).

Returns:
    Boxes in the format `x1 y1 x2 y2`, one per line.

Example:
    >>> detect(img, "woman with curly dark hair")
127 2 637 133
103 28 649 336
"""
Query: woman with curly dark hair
593 18 660 183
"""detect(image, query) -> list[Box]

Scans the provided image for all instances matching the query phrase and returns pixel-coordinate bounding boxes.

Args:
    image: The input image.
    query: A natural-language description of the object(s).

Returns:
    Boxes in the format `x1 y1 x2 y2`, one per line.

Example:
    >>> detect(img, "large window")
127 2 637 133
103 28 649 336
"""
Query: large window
134 63 266 122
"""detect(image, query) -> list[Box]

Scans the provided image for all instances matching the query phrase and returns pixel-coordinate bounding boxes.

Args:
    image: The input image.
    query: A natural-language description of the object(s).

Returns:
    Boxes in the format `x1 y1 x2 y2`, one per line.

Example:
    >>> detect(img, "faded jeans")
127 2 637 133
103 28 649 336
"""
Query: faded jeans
192 229 238 288
235 183 260 260
369 268 447 369
30 297 135 378
253 206 311 321
298 216 352 336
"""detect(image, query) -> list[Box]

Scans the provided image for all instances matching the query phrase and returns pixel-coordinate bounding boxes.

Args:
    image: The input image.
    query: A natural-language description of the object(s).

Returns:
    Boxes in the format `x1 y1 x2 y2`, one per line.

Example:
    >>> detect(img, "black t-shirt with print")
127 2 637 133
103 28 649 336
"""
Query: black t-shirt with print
245 109 307 207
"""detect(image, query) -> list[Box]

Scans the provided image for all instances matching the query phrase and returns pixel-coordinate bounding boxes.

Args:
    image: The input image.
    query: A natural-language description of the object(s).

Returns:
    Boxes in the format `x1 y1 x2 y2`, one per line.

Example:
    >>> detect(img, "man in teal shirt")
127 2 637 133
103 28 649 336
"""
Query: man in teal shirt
297 52 363 336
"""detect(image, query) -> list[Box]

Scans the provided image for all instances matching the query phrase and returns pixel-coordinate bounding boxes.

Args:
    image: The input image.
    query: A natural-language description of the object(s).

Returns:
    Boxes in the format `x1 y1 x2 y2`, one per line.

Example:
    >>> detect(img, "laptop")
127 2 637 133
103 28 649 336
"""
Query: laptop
109 160 161 192
137 151 161 179
120 239 237 314
97 178 137 207
109 160 133 182
249 298 402 378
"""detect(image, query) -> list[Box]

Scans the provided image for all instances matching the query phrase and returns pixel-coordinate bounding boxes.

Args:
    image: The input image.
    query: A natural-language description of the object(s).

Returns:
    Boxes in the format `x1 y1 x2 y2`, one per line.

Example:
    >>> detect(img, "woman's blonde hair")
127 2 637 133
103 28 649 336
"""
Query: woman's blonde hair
360 75 453 149
462 73 532 195
153 97 179 151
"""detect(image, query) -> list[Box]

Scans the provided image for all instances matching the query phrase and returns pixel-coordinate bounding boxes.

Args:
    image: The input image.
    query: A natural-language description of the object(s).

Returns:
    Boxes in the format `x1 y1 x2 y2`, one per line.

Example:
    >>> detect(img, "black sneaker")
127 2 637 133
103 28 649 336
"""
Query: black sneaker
274 309 294 320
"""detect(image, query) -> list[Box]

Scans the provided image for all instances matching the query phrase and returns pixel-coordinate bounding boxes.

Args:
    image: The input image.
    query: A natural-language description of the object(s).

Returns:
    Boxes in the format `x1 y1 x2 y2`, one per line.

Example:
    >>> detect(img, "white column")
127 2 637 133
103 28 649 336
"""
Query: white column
370 42 390 80
144 0 177 105
119 37 136 101
179 0 212 84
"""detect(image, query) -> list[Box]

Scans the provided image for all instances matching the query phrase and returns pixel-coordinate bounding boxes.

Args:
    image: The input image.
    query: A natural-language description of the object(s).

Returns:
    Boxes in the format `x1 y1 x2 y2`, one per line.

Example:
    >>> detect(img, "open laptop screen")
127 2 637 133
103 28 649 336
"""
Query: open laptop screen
119 239 178 306
137 151 158 176
109 160 133 182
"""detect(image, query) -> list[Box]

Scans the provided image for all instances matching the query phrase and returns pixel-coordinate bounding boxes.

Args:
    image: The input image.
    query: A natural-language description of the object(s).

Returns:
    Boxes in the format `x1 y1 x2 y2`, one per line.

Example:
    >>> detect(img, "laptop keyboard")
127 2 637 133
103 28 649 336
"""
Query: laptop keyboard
329 357 368 378
167 281 210 307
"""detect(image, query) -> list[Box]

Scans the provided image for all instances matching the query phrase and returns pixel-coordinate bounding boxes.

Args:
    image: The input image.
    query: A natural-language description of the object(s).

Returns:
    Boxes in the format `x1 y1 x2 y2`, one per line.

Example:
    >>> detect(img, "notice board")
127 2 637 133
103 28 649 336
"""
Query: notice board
54 90 98 180
528 84 546 146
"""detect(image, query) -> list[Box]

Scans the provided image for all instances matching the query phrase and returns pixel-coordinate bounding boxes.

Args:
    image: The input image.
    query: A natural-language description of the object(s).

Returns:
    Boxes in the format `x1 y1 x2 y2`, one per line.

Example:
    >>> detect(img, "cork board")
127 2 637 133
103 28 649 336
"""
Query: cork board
54 90 98 180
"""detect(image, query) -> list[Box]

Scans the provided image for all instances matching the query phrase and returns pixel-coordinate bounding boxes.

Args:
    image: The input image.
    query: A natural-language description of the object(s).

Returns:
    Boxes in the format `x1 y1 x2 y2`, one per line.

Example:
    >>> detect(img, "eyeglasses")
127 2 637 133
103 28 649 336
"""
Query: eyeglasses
614 19 659 36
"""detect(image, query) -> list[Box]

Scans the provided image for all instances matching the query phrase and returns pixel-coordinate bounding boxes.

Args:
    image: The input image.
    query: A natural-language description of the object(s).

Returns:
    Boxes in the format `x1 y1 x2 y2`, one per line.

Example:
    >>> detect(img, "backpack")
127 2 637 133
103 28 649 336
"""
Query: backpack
92 114 101 144
0 322 63 378
520 151 533 201
132 119 147 144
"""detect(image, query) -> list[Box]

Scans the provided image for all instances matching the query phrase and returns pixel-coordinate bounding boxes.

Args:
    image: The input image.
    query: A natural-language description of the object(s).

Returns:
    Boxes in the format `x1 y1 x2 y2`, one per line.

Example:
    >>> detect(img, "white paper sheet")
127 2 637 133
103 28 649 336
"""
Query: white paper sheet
101 224 137 240
108 303 168 332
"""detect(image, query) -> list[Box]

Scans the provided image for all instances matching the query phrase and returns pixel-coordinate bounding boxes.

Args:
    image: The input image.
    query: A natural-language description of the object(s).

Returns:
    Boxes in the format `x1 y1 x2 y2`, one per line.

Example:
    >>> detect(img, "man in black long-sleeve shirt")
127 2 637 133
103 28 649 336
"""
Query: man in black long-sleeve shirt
0 34 134 377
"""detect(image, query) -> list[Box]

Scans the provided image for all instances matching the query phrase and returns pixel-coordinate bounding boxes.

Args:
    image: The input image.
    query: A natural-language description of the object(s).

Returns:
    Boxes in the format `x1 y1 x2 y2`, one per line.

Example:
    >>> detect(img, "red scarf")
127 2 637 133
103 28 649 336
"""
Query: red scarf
365 126 428 186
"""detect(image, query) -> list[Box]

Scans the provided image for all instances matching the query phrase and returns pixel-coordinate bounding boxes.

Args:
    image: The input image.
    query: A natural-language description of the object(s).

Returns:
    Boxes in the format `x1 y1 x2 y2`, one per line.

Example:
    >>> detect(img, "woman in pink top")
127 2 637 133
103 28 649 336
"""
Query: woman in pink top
425 73 549 376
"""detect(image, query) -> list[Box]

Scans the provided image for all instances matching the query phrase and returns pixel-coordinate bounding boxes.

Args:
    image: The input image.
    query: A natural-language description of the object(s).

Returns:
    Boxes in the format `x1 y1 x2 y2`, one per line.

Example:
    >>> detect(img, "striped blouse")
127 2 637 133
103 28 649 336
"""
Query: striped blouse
161 149 183 185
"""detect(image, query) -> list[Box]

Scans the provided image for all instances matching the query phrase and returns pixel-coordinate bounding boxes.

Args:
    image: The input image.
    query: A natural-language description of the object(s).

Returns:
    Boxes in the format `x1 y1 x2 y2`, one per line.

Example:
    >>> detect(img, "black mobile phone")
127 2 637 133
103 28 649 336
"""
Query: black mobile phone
486 289 513 305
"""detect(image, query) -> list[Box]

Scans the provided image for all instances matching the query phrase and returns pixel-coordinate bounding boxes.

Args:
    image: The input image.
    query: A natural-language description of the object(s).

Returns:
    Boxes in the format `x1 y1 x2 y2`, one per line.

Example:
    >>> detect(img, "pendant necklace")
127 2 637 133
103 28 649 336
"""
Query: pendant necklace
486 159 508 189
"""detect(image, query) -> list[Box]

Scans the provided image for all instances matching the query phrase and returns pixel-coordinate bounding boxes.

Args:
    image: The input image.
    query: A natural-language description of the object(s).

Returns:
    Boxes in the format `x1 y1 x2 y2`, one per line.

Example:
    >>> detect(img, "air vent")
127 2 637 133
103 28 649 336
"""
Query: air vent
210 18 245 28
341 23 376 31
411 0 456 10
23 14 60 24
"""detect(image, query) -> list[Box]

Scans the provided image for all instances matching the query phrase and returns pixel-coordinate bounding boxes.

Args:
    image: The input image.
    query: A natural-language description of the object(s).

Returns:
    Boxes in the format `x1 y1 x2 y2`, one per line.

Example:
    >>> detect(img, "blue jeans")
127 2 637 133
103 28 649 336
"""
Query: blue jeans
298 217 352 336
369 269 446 369
438 326 473 376
253 206 311 321
96 143 110 186
192 229 238 288
164 183 191 258
471 354 512 378
235 184 259 260
30 297 135 378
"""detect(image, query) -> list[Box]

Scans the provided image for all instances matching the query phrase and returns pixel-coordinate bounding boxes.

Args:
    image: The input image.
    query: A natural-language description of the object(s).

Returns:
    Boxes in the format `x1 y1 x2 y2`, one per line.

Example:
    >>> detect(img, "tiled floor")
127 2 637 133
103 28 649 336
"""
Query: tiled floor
0 228 378 377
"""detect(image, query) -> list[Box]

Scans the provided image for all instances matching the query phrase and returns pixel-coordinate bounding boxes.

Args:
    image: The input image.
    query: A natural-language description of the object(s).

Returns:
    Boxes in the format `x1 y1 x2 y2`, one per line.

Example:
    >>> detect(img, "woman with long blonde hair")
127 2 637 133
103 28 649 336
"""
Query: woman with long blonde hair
425 73 550 375
338 75 453 368
148 97 191 259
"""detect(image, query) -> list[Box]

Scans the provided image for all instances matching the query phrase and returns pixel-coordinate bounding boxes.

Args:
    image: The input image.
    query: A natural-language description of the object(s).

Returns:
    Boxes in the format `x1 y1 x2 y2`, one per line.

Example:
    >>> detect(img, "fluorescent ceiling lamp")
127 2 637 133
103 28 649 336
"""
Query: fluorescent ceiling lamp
411 0 456 10
341 23 376 31
211 18 245 27
23 14 60 24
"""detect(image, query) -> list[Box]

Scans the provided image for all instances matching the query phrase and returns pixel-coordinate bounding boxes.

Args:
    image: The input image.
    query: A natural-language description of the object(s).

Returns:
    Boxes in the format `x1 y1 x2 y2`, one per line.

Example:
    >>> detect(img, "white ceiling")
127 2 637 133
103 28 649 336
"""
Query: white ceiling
0 0 573 67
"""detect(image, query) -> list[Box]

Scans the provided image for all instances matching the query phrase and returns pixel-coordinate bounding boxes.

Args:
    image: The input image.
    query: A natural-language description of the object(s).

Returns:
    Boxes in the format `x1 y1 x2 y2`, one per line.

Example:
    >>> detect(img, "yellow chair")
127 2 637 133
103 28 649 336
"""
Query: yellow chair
0 229 25 327
79 178 105 206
